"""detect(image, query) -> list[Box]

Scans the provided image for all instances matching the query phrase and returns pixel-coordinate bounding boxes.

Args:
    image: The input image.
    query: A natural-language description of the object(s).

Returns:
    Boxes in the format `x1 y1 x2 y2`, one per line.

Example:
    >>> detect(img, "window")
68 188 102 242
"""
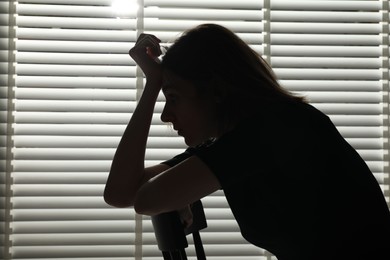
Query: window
1 0 389 259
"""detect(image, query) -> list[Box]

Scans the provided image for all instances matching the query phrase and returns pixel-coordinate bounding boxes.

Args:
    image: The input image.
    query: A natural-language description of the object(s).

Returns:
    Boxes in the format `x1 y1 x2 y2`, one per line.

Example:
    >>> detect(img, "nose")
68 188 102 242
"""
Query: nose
160 103 173 123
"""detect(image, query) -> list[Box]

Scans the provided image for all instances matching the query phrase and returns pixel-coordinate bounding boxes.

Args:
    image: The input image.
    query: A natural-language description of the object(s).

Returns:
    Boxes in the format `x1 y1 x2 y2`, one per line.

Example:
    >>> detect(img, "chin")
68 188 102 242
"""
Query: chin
184 139 197 147
184 136 207 148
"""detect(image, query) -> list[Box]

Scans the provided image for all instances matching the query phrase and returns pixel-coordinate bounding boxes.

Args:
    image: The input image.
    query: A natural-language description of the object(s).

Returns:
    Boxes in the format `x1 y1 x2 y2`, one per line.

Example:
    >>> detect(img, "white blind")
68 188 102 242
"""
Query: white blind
1 0 13 258
2 0 389 259
12 0 140 259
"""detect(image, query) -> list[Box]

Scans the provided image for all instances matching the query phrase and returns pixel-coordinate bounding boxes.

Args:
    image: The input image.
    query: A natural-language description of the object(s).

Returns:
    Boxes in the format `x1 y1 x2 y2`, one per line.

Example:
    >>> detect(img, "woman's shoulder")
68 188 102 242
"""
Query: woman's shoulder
244 99 330 129
269 99 326 118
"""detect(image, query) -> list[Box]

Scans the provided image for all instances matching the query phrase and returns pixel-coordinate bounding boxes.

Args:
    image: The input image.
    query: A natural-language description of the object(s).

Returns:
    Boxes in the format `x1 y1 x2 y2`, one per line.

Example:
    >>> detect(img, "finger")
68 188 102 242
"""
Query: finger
138 41 162 58
146 46 162 58
134 36 162 57
136 33 161 46
136 37 160 50
136 33 159 42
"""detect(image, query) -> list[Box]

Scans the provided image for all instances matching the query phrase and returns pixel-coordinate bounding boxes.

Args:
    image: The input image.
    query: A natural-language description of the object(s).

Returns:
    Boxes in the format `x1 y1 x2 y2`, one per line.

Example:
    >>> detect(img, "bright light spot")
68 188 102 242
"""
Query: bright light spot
112 0 138 18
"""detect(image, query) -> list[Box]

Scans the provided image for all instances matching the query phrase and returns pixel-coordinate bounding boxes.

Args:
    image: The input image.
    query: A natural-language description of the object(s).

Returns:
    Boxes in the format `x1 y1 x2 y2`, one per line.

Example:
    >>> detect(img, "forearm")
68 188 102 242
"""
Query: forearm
104 80 161 207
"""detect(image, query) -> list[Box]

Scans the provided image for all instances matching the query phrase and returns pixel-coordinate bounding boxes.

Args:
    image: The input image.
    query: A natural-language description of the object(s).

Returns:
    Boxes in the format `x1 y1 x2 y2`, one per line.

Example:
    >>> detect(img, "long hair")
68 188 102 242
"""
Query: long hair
161 23 306 132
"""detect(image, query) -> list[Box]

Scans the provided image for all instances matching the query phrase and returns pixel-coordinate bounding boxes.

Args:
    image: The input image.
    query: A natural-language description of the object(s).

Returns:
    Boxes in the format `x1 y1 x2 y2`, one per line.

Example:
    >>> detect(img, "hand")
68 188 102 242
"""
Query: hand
178 204 193 228
129 33 163 83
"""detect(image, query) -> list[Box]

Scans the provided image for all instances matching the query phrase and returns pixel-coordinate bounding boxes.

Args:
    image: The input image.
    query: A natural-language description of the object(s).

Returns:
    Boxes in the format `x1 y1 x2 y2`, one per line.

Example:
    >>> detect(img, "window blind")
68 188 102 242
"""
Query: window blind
11 0 141 259
1 0 14 258
1 0 389 260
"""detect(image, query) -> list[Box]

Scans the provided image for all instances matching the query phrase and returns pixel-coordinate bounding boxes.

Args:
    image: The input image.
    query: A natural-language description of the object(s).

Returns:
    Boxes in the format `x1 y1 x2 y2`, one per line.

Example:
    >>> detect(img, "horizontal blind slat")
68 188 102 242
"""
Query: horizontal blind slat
12 245 135 258
16 64 135 77
272 57 381 68
271 46 381 57
17 16 137 30
15 88 136 100
270 0 380 11
16 76 136 88
18 0 112 4
16 40 133 53
13 233 136 245
271 10 381 22
12 209 135 221
17 28 138 42
144 0 262 9
17 52 134 65
12 172 109 184
280 80 381 92
271 22 381 34
145 8 262 21
17 4 137 18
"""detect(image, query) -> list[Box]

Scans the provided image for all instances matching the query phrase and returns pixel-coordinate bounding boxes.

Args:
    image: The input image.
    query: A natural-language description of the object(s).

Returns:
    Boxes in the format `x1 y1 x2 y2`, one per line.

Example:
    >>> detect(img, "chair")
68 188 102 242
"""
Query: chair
151 200 207 260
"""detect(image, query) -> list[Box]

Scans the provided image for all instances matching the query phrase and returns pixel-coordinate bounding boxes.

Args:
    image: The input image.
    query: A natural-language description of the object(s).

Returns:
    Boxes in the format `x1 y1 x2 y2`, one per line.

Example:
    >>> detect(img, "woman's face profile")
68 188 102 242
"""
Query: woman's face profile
160 70 219 147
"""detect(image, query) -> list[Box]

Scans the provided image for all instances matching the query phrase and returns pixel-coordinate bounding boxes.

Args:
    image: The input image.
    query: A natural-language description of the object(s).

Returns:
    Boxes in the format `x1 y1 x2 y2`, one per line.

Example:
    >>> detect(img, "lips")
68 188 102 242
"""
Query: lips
176 128 184 137
173 125 183 136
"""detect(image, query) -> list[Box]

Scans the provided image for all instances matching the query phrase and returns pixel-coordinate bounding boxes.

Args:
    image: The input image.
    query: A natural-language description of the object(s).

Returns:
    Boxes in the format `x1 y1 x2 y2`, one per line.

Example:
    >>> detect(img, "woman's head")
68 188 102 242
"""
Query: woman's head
161 23 305 143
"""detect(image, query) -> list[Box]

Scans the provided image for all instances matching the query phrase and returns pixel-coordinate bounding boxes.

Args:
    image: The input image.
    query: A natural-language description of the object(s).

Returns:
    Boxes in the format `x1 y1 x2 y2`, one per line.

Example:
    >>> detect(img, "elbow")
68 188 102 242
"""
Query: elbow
133 187 166 216
134 198 177 216
133 191 152 215
134 199 158 216
133 198 154 215
103 188 134 208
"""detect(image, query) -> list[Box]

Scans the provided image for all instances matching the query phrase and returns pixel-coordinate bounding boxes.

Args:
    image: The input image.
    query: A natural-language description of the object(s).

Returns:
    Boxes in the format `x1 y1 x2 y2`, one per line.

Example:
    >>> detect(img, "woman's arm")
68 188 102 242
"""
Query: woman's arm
134 156 221 216
104 34 165 208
